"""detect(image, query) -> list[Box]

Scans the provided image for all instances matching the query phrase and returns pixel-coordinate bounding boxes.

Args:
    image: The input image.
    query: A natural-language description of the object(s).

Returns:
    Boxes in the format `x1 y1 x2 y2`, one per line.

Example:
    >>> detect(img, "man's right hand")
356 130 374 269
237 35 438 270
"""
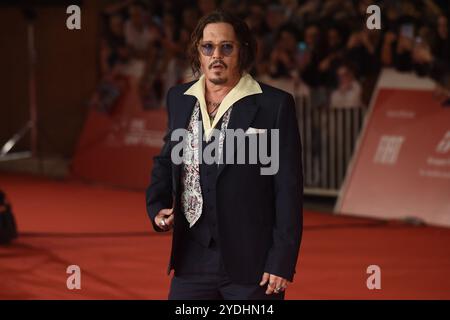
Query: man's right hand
154 208 174 231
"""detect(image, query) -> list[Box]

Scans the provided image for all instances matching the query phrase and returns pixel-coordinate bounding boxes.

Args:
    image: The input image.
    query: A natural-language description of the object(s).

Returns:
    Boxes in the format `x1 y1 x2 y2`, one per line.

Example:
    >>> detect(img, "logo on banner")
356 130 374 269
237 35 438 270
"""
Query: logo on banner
436 131 450 154
373 135 405 165
106 118 165 148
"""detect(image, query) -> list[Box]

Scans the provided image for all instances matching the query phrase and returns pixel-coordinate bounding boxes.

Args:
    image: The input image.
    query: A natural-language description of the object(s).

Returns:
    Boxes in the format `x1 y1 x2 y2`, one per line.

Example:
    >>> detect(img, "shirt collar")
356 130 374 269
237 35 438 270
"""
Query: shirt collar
184 73 262 139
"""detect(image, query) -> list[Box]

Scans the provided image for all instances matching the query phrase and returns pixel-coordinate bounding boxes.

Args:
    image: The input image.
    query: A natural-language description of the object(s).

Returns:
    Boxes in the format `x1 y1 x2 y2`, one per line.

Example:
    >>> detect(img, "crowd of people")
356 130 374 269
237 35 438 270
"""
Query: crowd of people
91 0 450 113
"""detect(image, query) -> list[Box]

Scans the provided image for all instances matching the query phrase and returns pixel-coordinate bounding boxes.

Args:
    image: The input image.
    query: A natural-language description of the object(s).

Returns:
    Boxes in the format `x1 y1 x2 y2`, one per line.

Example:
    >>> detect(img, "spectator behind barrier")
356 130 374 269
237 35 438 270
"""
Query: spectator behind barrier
330 63 363 109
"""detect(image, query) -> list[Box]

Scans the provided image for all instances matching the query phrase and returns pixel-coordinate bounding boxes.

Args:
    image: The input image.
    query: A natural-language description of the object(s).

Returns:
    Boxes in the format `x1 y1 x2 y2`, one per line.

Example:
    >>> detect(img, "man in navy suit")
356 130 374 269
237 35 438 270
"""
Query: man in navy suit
146 10 303 300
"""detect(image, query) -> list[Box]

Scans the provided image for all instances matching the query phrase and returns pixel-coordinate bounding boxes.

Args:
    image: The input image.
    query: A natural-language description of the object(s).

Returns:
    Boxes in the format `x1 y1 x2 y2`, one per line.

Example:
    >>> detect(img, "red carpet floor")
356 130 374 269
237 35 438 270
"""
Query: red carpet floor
1 173 449 299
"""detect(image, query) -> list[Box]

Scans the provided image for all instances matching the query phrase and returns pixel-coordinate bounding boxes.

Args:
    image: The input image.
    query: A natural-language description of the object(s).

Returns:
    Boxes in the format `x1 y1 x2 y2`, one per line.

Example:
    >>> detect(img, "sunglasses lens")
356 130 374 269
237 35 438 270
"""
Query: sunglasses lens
200 43 214 56
200 43 235 56
221 43 234 56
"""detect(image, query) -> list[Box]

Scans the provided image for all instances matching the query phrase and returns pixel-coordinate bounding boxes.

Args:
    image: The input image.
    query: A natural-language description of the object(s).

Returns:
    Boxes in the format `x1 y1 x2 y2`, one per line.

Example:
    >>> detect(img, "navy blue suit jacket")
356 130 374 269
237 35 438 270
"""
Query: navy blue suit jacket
146 80 303 284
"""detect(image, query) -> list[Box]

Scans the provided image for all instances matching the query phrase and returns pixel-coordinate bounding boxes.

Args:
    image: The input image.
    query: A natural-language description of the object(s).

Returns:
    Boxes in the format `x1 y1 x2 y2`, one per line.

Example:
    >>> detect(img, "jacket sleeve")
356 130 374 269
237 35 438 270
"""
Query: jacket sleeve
145 88 175 232
264 93 303 281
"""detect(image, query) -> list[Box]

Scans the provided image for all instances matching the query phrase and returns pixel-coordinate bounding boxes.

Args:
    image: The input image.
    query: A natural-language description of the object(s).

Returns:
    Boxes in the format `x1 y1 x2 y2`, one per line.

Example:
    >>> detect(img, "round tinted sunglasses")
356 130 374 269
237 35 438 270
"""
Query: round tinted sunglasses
199 42 236 57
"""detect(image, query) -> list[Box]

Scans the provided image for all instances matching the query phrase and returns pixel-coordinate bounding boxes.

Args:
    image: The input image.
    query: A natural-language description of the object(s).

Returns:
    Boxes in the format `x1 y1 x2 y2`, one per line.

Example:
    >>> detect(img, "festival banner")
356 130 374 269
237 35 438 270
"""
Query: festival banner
337 71 450 227
71 77 167 189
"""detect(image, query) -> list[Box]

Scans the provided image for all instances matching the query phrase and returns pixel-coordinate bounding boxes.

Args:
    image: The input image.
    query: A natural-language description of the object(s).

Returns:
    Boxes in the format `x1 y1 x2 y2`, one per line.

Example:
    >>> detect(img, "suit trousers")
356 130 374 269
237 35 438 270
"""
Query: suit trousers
168 234 285 300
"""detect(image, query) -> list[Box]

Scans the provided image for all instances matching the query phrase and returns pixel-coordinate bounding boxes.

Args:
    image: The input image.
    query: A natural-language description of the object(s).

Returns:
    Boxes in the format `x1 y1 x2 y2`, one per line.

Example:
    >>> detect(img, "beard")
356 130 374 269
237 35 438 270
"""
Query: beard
209 75 228 85
208 60 228 85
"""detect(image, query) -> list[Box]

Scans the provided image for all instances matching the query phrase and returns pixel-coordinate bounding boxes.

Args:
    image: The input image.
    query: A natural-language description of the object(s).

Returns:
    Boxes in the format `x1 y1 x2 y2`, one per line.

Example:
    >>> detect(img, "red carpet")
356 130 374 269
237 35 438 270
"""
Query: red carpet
1 173 449 299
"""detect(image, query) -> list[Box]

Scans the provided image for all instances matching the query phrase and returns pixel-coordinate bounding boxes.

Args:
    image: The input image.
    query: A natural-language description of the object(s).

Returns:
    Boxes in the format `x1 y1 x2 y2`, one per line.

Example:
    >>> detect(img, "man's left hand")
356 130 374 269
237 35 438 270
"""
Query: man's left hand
259 272 289 295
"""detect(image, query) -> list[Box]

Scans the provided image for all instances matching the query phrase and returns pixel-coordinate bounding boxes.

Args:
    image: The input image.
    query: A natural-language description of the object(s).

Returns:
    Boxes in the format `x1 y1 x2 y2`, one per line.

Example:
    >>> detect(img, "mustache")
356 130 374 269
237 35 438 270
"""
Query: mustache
209 60 227 69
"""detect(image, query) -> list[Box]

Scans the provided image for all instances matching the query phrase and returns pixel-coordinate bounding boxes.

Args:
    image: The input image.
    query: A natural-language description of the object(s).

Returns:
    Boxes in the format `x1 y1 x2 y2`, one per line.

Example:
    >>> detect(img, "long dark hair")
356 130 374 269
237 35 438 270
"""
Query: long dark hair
188 10 257 77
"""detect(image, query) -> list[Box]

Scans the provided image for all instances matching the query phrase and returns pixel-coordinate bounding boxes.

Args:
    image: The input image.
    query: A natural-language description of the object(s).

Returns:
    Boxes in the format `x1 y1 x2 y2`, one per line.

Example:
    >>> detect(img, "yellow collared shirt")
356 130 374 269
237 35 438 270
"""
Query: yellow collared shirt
184 73 262 140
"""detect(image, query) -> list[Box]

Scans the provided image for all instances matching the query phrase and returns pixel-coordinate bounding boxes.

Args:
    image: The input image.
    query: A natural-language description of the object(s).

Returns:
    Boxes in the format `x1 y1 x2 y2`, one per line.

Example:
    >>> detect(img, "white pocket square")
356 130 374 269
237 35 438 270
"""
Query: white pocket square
245 127 267 134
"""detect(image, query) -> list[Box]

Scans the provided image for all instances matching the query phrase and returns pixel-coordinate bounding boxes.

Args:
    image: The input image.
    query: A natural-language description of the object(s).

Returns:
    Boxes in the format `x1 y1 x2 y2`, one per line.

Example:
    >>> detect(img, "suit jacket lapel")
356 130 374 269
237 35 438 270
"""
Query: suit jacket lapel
217 95 259 179
173 94 197 131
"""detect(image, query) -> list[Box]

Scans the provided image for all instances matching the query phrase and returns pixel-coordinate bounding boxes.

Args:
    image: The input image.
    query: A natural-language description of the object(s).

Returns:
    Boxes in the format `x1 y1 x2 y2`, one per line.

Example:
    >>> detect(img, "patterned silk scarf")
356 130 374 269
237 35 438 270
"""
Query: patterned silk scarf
181 101 233 227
